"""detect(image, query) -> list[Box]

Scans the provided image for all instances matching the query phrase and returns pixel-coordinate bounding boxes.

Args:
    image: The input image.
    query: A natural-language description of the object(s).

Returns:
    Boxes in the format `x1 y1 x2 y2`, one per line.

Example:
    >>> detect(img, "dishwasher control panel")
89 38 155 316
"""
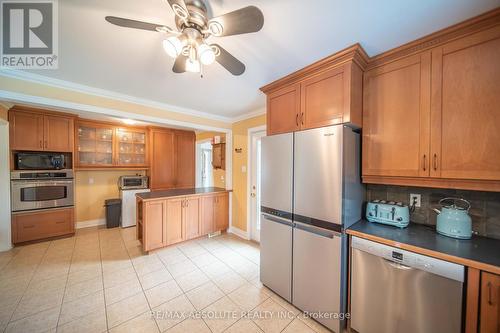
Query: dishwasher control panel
351 236 464 282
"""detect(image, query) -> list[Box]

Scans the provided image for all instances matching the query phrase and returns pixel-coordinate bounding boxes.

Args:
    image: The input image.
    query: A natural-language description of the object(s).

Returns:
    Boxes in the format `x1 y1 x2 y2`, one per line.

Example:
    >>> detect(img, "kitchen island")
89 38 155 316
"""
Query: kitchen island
136 187 230 252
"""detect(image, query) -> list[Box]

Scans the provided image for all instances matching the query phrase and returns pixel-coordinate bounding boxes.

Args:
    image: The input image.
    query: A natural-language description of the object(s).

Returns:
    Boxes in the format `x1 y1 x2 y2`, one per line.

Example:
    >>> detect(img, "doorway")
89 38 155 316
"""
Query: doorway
248 127 266 242
196 140 213 188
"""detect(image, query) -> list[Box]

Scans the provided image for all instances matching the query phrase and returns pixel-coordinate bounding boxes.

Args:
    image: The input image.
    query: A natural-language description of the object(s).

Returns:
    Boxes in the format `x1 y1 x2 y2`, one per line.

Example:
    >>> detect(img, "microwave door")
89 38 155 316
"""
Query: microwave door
17 154 51 170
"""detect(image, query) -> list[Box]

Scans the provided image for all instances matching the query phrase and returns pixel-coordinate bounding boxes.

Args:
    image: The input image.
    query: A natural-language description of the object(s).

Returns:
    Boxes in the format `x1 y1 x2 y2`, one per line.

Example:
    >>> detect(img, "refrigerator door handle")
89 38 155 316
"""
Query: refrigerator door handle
261 213 293 227
294 221 338 239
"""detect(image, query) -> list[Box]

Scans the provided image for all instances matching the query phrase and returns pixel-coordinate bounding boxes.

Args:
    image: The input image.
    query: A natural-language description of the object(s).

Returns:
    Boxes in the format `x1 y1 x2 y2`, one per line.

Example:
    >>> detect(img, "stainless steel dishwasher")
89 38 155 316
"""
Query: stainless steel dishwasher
350 236 464 333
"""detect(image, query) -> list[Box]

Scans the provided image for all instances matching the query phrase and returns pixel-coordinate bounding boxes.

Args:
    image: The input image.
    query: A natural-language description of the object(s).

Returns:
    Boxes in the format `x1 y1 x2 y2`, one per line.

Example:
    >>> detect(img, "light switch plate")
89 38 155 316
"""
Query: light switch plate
88 177 94 184
241 166 246 173
410 193 421 207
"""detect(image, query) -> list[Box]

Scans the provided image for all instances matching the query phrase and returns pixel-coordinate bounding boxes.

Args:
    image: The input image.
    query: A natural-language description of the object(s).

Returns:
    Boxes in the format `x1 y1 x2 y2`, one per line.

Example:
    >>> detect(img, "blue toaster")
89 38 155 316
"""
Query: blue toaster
366 200 410 228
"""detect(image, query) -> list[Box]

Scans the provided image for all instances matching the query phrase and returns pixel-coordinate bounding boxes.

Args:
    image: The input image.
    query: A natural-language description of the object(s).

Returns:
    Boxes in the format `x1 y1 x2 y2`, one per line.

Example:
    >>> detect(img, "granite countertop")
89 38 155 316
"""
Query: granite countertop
136 187 229 200
347 219 500 274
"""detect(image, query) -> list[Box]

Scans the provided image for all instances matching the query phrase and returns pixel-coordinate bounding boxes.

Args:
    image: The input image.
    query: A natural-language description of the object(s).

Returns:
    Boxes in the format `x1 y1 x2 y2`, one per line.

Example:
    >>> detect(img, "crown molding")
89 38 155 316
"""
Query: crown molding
0 89 231 133
0 69 238 123
231 107 266 123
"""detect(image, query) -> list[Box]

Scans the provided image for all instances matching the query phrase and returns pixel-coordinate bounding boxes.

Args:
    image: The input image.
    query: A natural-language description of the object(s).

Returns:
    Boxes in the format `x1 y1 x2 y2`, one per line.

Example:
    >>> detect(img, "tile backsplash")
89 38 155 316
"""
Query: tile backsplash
365 184 500 240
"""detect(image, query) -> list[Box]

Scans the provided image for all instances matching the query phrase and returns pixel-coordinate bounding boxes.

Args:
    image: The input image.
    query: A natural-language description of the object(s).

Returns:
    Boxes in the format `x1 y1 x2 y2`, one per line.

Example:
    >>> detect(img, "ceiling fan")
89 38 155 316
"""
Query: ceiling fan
105 0 264 76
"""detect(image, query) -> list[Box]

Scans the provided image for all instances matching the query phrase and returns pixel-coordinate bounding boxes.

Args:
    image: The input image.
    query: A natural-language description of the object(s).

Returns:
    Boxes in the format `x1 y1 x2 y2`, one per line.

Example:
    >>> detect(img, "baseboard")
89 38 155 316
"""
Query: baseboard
228 226 250 240
76 218 106 229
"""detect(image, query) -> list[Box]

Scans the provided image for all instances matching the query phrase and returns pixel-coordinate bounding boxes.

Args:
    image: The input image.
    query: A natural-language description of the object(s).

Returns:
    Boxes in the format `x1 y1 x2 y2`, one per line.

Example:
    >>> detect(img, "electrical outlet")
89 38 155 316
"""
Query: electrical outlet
410 194 421 207
88 177 94 185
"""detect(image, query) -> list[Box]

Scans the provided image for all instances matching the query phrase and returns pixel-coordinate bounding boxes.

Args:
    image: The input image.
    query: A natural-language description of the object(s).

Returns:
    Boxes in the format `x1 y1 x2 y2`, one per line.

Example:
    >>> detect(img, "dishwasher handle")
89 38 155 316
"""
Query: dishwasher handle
293 221 337 239
384 259 413 271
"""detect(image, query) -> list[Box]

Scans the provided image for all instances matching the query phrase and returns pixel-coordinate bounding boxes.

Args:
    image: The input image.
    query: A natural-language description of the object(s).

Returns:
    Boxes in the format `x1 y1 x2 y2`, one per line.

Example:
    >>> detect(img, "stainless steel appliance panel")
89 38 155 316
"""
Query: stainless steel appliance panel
294 126 343 224
260 213 293 302
292 222 344 332
351 237 464 333
11 179 74 212
261 133 293 214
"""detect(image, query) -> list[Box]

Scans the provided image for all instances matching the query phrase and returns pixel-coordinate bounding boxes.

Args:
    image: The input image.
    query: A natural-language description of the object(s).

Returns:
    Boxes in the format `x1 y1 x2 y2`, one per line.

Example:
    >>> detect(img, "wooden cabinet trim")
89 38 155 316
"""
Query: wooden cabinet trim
465 267 480 333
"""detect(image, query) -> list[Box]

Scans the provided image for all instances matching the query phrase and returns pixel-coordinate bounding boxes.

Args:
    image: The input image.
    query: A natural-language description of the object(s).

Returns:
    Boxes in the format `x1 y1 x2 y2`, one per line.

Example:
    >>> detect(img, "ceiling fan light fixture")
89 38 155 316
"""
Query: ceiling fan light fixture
208 21 223 36
198 43 215 65
185 58 201 73
162 36 183 58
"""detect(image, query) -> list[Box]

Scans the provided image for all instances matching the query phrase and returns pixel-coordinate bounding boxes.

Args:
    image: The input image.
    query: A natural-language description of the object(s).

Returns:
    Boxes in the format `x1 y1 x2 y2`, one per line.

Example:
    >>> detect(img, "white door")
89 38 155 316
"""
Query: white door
249 130 266 242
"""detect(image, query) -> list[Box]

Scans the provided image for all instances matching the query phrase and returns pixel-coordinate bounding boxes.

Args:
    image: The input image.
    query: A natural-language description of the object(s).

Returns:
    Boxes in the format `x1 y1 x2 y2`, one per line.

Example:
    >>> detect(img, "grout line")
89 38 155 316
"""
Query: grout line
4 242 51 332
55 238 77 329
97 229 110 332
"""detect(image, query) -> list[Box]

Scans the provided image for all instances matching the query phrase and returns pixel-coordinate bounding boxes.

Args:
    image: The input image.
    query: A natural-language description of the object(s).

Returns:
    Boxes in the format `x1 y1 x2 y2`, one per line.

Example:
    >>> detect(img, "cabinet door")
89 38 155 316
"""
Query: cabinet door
175 132 195 188
300 65 345 130
144 200 167 251
214 193 229 231
267 84 301 135
363 52 431 177
150 129 176 190
43 115 74 152
166 198 184 245
184 197 201 240
12 208 74 244
9 111 44 151
76 123 114 167
480 271 500 333
201 195 215 235
116 128 147 167
430 28 500 180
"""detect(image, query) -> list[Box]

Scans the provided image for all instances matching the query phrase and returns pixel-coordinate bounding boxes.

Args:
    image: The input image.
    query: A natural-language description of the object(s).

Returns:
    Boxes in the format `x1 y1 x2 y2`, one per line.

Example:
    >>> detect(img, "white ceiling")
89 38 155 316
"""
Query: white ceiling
23 0 500 119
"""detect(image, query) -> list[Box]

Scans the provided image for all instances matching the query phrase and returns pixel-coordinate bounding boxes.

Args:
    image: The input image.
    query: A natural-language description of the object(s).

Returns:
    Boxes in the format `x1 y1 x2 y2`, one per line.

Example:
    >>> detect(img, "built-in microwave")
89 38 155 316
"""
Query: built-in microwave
15 152 66 170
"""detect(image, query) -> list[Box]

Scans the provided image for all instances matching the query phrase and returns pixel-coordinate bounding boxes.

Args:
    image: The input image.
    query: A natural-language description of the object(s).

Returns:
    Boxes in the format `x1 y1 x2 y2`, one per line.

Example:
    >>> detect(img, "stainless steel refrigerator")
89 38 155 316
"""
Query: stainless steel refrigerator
260 124 363 333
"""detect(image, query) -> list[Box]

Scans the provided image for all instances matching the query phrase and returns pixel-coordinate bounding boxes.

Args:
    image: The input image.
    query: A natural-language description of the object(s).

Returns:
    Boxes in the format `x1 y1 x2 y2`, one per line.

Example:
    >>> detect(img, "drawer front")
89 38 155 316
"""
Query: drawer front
13 208 74 243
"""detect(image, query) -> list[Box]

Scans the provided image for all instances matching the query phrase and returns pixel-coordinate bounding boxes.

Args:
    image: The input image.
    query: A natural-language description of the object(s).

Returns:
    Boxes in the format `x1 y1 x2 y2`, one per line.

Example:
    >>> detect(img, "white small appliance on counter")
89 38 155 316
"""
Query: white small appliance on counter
118 175 150 228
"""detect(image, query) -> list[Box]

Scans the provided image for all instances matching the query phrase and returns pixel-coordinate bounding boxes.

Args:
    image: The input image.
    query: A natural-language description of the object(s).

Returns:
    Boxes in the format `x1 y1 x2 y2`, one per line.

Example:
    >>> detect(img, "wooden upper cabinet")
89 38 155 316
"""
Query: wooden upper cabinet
480 271 500 333
266 84 301 135
214 193 229 231
44 115 74 152
212 143 226 170
363 52 431 178
9 111 44 151
184 197 200 240
430 26 500 181
143 200 167 251
175 131 195 189
150 129 176 190
115 128 147 167
261 44 368 136
9 109 74 152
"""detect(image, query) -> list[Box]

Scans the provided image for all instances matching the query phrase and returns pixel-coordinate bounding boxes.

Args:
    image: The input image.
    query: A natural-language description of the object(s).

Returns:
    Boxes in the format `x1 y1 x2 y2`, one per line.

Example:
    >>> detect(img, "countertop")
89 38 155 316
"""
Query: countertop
347 220 500 274
136 187 230 200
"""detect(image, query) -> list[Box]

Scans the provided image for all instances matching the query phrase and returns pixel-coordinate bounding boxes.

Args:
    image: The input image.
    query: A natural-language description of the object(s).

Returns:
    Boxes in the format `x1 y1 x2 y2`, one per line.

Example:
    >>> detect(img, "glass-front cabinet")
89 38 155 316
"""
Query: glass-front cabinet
75 121 148 168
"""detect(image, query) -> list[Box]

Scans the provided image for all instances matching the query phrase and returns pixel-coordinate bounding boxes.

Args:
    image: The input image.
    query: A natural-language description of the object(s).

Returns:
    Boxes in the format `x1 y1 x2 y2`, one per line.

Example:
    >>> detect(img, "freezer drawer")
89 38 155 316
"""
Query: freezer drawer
350 237 464 333
260 213 293 302
292 222 345 333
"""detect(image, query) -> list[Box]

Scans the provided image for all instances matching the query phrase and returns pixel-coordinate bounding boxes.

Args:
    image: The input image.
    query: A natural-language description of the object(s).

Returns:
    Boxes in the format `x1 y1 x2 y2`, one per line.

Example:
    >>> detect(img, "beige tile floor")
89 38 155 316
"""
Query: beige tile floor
0 227 330 333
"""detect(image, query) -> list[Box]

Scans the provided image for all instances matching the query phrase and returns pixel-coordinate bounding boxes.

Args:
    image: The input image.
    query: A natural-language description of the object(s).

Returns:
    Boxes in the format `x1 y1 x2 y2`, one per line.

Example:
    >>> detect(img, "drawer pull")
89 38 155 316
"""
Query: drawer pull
487 281 493 305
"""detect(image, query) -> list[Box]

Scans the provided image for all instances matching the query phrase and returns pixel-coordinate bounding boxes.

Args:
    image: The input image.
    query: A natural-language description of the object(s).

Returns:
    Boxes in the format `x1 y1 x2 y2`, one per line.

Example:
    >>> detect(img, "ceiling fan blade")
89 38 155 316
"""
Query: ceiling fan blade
105 16 171 32
172 55 188 73
166 0 190 20
208 6 264 37
212 44 245 76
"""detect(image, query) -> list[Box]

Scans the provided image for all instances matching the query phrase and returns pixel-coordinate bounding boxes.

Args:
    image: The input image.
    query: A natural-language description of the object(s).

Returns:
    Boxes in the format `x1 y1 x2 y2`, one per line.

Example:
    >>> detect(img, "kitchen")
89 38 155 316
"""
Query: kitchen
0 1 500 333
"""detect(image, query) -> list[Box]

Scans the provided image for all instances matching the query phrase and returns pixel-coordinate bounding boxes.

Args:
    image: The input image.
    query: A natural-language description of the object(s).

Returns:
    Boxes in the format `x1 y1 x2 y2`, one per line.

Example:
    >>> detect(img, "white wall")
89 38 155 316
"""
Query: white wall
0 120 12 251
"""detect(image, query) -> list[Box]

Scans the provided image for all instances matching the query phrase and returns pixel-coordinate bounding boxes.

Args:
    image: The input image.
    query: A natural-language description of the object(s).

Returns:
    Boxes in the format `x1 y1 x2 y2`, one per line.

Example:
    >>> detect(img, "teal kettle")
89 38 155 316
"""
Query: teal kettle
433 198 472 239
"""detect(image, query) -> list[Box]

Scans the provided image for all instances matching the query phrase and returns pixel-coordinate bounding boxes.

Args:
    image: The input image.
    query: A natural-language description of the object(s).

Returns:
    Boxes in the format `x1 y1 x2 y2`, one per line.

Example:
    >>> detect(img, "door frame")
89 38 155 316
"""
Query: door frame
195 138 212 188
0 119 12 251
246 125 266 242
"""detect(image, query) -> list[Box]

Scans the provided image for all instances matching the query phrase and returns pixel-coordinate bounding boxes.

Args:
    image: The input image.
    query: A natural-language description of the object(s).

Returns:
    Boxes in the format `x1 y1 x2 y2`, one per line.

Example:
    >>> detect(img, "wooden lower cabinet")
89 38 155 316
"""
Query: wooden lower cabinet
480 271 500 333
214 193 229 231
184 197 201 240
138 192 229 252
11 208 74 244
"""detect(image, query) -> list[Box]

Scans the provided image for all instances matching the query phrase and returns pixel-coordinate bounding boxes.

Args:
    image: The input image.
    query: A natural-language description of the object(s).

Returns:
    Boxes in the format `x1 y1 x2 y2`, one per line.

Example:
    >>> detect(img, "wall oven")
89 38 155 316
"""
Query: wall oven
11 170 74 212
